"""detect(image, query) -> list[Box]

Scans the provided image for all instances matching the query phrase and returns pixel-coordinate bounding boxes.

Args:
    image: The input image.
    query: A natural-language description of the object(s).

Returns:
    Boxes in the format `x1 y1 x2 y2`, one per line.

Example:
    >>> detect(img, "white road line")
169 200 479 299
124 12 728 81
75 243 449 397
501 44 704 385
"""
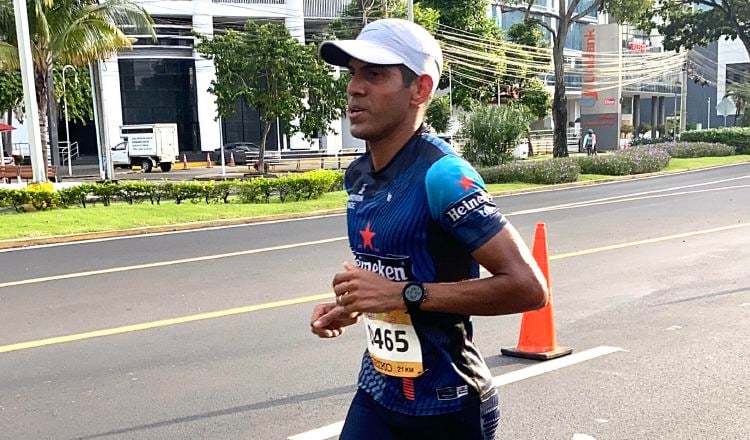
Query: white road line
0 237 347 289
3 181 747 287
3 169 746 254
0 213 346 254
287 346 624 440
288 422 345 440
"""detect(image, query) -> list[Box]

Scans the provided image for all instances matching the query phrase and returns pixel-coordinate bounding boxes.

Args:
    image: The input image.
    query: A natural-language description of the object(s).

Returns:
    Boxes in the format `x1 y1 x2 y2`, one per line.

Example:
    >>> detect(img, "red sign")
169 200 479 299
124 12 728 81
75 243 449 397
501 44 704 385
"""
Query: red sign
604 98 616 105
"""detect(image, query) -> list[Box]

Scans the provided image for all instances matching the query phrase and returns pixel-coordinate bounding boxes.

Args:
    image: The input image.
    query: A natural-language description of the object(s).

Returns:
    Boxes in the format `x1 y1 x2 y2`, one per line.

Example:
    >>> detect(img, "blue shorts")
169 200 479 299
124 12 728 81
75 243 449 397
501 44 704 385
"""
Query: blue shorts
340 388 500 440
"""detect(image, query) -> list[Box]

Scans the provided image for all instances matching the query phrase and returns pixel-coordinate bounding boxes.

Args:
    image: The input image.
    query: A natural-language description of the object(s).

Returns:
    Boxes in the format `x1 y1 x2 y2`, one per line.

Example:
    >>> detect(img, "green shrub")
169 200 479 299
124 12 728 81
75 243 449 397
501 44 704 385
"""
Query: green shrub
7 189 30 212
460 104 531 167
117 181 153 204
575 145 671 175
426 96 451 134
237 179 265 204
479 158 580 185
58 184 95 208
680 128 750 154
26 188 57 211
91 182 119 206
170 182 205 204
648 142 735 158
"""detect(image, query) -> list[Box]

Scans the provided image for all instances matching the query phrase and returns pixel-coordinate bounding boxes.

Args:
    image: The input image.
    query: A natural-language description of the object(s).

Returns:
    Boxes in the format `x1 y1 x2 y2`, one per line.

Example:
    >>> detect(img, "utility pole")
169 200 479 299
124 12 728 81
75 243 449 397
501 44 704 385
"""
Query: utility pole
13 0 46 182
407 0 413 22
707 96 711 129
679 64 687 135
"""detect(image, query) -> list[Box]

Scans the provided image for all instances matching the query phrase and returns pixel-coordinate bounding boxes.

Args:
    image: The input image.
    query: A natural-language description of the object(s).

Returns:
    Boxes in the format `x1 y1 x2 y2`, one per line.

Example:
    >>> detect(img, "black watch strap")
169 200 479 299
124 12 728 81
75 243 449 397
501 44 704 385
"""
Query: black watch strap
403 282 426 314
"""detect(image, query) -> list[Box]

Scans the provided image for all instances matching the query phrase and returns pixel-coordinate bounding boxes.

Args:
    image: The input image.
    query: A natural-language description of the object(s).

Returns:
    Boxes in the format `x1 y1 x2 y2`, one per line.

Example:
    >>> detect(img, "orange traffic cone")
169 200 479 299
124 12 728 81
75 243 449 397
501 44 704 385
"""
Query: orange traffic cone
229 152 236 167
206 153 213 168
182 154 189 170
501 223 573 361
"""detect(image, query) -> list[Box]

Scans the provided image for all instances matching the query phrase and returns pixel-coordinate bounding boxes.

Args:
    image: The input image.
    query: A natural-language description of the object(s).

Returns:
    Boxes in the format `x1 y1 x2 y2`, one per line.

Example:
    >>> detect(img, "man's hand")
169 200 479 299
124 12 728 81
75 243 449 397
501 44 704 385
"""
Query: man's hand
332 262 405 314
310 302 360 338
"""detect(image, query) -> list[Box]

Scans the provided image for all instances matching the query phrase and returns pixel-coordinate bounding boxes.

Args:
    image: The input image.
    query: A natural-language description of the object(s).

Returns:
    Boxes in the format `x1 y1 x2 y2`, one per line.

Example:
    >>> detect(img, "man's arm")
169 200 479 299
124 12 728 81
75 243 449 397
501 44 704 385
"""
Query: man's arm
333 224 549 317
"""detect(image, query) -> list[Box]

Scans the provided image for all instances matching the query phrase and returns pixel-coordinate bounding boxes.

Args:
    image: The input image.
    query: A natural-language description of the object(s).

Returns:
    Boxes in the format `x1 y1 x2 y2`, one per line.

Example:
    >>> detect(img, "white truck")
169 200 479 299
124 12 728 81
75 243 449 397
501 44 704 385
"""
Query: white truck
112 124 179 172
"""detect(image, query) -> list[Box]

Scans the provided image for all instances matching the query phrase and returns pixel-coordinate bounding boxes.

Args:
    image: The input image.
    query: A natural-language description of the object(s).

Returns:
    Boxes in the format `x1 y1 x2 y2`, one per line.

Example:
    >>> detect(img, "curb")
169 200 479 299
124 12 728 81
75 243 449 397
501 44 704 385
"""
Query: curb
1 161 747 250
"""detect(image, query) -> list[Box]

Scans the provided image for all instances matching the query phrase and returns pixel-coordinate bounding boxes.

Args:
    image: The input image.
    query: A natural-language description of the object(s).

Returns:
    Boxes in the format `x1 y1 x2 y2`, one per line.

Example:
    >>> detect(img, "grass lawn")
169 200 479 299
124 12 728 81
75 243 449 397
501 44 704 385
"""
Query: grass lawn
1 156 748 241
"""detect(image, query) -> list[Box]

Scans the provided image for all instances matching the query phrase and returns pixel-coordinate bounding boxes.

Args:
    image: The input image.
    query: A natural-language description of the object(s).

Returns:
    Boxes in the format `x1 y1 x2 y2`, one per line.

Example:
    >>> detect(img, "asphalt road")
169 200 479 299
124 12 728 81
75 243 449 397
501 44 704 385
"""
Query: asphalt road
1 164 748 440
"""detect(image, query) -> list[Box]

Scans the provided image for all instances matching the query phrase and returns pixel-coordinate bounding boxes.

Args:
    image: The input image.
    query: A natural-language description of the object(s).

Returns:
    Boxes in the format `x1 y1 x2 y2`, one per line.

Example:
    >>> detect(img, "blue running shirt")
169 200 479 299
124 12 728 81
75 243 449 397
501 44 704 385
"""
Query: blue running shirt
345 128 508 416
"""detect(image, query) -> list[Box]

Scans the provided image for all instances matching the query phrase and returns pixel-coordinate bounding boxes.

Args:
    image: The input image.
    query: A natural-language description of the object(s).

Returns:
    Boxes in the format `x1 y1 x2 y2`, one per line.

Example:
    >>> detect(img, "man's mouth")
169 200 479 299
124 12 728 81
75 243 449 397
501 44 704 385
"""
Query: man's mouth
348 106 366 117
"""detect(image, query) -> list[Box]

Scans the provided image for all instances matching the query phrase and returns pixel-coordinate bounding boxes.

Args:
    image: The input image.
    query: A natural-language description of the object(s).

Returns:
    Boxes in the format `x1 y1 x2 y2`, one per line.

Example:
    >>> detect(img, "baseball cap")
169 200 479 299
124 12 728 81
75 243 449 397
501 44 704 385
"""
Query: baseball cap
319 19 443 92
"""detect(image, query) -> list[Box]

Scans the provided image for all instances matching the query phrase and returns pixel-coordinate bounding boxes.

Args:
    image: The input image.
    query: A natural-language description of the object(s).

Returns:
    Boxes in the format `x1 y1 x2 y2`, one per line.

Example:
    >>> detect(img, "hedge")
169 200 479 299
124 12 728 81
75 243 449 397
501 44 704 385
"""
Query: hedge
575 145 671 175
479 158 580 185
0 169 343 213
680 128 750 154
648 142 735 158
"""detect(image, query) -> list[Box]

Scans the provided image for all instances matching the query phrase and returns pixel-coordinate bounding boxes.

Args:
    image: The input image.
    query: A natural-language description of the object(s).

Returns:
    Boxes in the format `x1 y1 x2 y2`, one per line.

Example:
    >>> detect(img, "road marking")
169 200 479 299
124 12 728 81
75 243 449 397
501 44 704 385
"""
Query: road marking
0 213 347 254
0 237 347 289
491 346 624 387
572 435 597 440
511 184 750 216
0 293 334 354
288 346 624 440
3 169 746 255
548 223 750 261
3 223 748 354
739 303 750 308
664 325 683 331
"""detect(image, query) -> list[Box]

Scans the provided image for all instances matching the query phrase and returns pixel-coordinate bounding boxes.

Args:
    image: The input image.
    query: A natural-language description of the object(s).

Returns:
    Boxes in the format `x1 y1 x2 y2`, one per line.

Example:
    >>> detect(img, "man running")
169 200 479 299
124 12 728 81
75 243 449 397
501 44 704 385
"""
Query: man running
310 19 549 440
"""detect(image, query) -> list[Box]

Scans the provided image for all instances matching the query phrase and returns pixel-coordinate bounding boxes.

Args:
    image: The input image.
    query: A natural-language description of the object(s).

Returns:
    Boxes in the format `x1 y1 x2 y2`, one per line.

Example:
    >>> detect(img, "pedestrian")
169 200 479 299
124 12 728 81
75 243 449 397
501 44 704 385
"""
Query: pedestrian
311 18 549 440
583 128 597 156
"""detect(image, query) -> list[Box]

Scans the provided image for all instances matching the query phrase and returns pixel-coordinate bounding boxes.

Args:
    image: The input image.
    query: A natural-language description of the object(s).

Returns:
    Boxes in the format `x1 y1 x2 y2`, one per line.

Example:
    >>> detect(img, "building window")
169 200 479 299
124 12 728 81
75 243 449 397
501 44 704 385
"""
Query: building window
726 63 750 85
221 98 280 150
118 59 201 152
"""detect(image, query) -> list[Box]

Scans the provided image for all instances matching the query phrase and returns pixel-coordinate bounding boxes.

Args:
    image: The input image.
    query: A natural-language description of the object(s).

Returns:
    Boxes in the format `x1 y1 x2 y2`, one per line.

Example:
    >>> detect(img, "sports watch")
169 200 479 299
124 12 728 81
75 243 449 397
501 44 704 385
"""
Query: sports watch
402 282 426 314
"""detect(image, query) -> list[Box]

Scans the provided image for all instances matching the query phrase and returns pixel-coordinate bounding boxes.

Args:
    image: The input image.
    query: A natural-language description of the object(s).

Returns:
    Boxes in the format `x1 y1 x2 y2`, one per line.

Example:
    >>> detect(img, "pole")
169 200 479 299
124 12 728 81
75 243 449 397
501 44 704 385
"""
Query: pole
707 96 711 130
89 62 105 180
62 65 77 176
407 0 414 22
13 0 46 182
680 66 687 135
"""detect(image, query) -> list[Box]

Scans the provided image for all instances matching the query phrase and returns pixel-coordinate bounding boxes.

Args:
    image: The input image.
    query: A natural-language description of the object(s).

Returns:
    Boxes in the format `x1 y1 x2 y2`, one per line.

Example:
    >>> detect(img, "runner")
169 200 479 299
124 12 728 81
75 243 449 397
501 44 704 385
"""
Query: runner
310 19 549 440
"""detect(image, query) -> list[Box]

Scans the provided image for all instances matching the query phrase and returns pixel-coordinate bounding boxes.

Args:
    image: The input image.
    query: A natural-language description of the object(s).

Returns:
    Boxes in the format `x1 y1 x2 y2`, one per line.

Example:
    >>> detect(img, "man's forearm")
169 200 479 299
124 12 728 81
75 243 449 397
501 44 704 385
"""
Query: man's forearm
420 272 548 316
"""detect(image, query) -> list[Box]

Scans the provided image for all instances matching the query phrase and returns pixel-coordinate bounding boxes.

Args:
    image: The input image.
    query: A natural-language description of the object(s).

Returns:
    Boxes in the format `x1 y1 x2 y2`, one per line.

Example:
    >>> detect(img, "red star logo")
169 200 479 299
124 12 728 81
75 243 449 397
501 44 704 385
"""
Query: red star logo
359 222 375 250
459 175 474 192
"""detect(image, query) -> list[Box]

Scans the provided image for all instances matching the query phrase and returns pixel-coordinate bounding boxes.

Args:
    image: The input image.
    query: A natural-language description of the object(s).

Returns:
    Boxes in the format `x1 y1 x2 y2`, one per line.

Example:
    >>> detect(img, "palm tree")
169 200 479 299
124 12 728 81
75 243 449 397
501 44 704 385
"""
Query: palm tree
0 0 154 165
725 83 750 126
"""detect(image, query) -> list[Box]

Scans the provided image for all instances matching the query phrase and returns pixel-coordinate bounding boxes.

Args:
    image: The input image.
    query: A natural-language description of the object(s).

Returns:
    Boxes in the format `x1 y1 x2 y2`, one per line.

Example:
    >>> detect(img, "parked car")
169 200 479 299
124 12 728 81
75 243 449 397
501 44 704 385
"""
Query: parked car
213 142 280 167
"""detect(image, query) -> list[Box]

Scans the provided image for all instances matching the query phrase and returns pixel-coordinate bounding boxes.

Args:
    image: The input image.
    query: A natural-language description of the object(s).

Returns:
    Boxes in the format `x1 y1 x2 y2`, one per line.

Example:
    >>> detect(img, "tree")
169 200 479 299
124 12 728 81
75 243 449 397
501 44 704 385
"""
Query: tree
52 65 93 125
650 1 750 60
0 68 22 155
329 0 440 38
460 104 531 167
725 82 750 126
498 0 651 157
0 0 153 168
196 21 347 174
420 0 507 107
426 96 451 133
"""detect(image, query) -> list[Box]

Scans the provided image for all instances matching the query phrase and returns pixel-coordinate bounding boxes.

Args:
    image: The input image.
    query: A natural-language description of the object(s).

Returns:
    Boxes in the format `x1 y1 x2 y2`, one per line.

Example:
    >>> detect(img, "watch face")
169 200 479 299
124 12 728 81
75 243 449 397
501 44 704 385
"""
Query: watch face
404 284 423 302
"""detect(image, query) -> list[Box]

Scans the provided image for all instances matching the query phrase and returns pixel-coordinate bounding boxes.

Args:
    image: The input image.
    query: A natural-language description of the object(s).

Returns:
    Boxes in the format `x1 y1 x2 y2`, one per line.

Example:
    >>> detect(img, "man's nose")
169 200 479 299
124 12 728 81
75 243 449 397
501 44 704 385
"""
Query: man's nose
347 76 365 96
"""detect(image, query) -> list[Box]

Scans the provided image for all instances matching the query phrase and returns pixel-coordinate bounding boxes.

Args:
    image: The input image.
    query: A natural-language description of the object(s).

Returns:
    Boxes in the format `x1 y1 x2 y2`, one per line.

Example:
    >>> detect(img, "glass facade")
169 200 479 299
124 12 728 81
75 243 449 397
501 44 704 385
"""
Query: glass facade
118 59 201 152
221 98 280 150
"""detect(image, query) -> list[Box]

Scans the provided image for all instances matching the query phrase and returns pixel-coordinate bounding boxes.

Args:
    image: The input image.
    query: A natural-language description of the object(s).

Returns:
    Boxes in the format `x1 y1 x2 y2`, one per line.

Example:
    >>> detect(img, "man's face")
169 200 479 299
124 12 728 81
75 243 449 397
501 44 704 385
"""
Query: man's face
346 59 415 143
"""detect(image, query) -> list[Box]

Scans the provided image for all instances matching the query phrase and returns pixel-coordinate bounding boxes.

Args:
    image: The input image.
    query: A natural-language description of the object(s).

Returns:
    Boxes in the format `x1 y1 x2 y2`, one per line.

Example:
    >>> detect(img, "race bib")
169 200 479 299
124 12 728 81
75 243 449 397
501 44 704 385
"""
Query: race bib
364 311 424 378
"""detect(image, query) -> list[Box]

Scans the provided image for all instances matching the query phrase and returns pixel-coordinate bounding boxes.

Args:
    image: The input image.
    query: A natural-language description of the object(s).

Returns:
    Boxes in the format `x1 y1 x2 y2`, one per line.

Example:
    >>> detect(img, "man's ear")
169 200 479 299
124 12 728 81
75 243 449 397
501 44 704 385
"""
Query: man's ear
411 75 434 107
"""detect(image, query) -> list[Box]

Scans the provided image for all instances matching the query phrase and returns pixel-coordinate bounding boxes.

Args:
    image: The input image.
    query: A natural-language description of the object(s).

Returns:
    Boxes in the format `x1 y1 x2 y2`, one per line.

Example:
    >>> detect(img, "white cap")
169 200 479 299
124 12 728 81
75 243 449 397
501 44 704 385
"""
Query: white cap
319 19 443 92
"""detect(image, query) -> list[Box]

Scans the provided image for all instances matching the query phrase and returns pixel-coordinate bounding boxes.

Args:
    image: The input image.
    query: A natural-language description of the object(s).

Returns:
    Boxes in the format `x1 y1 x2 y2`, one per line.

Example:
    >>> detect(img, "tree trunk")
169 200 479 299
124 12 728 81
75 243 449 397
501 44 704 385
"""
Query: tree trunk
47 71 61 180
527 132 534 157
36 70 50 168
258 121 271 175
551 34 569 158
3 110 12 158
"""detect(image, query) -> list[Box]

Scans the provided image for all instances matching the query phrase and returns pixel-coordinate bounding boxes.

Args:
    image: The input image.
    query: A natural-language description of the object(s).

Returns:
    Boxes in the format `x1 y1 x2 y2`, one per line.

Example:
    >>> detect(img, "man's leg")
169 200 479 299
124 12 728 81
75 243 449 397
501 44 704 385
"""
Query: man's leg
340 389 398 440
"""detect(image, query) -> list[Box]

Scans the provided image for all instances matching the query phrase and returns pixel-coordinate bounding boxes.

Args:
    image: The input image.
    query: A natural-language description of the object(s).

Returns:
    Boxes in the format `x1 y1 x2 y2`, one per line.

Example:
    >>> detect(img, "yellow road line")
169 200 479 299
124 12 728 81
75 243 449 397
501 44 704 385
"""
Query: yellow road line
2 222 748 355
0 293 334 354
550 223 750 260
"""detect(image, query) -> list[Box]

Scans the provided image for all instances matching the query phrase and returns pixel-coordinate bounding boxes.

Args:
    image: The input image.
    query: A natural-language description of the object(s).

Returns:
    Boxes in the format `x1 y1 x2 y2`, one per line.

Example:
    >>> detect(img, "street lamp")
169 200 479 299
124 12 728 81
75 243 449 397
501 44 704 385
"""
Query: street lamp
61 65 79 176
